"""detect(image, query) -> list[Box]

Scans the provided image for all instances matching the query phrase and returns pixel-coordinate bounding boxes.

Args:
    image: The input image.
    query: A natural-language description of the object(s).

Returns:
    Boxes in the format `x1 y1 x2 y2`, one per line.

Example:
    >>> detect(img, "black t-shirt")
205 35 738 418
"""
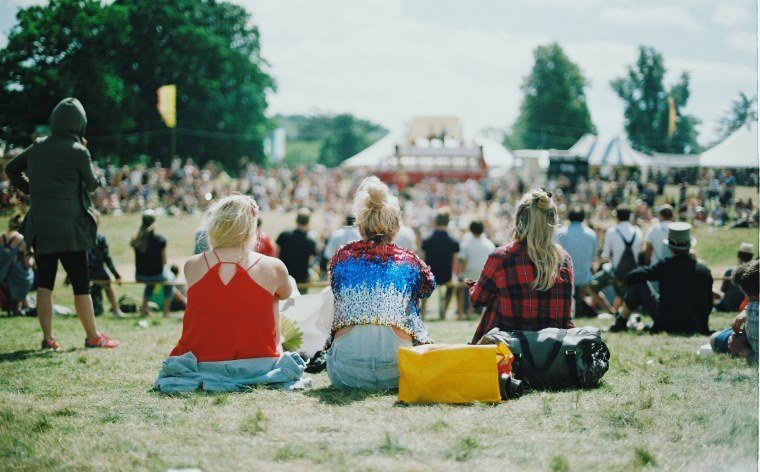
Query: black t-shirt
135 233 167 277
421 229 460 284
276 229 316 283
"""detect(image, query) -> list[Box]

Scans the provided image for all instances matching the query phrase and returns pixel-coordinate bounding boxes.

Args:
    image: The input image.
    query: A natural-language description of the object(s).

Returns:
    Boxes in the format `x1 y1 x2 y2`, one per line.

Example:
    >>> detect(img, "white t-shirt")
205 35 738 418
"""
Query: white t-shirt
601 221 643 270
644 220 671 266
459 234 496 280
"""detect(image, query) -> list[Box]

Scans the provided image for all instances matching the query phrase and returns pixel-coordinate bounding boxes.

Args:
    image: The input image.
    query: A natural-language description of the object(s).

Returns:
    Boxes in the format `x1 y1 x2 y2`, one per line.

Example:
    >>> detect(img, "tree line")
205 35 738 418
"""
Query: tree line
1 1 755 170
0 0 273 170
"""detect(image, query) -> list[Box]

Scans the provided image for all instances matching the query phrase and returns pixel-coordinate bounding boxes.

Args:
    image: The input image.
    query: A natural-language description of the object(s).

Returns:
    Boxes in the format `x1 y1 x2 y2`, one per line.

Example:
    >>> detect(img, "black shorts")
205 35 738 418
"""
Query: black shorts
35 251 90 295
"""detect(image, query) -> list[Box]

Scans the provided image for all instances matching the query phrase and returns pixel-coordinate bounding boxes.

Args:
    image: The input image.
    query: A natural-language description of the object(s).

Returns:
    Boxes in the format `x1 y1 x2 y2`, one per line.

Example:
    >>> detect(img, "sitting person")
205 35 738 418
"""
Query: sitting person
0 213 35 314
326 176 435 391
155 194 308 393
469 189 574 344
710 259 759 362
87 222 124 317
713 242 754 312
131 210 173 317
608 222 713 334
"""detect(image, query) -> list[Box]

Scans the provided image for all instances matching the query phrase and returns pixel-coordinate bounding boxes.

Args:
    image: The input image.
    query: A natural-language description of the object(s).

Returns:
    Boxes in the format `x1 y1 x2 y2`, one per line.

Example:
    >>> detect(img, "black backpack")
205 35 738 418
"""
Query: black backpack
613 228 637 281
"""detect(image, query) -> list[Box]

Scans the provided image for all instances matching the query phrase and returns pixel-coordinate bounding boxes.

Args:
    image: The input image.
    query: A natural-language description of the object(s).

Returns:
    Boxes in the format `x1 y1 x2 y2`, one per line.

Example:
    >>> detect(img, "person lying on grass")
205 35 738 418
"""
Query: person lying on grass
710 259 759 363
155 194 308 393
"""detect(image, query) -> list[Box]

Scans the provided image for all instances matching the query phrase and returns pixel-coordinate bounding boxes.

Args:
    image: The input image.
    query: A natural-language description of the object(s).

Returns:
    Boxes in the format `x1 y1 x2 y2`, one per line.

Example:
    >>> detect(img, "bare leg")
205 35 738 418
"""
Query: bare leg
105 283 121 313
591 291 615 314
74 294 100 340
37 288 54 341
163 297 171 317
456 288 465 320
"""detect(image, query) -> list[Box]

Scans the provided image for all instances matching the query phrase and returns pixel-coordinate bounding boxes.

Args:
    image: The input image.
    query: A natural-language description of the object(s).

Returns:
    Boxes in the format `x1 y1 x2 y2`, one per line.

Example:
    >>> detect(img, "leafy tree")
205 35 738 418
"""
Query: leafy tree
611 46 700 154
0 0 274 169
276 114 386 168
507 42 595 150
715 92 757 143
0 0 132 154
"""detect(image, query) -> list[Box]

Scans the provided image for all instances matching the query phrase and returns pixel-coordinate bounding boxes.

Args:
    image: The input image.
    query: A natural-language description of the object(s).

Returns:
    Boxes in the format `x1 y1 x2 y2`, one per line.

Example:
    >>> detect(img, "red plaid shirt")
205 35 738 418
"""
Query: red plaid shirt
470 239 574 343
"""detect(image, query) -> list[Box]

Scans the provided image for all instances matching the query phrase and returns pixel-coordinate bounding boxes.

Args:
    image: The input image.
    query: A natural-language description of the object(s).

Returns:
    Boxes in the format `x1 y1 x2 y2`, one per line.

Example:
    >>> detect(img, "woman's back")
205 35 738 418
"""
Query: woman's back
170 252 284 362
171 251 289 362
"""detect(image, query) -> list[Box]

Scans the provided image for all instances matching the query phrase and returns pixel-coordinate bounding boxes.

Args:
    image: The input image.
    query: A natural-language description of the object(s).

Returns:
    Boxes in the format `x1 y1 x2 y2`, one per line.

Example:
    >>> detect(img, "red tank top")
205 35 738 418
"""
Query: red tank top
169 252 278 362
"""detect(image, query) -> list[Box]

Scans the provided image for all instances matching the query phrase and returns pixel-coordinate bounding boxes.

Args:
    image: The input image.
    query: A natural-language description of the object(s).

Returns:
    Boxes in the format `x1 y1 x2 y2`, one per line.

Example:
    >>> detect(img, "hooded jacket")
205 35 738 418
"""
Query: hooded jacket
5 97 100 255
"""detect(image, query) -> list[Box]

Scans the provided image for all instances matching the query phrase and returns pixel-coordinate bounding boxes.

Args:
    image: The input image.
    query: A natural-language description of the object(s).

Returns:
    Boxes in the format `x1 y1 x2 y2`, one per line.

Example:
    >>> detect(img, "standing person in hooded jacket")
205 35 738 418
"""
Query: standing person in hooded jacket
4 97 120 350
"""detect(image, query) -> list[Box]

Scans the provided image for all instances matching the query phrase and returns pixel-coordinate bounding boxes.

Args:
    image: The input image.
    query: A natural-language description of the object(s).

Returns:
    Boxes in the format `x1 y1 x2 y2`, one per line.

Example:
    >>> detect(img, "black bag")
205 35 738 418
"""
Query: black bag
613 229 637 281
478 326 610 389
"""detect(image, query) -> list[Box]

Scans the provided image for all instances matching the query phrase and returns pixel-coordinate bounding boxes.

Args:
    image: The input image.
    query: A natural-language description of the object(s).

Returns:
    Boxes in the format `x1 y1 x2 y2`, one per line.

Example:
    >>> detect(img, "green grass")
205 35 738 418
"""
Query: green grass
0 189 757 470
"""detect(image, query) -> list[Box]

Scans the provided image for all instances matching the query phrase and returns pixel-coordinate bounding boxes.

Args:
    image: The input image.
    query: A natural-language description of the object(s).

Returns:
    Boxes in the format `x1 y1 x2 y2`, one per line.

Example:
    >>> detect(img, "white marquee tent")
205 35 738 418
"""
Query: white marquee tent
699 121 758 168
566 133 651 167
341 131 514 170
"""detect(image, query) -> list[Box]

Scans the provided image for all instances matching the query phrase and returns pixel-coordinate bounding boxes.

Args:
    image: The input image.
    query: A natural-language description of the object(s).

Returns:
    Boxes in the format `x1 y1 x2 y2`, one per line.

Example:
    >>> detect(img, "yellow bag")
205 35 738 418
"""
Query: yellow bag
397 343 512 404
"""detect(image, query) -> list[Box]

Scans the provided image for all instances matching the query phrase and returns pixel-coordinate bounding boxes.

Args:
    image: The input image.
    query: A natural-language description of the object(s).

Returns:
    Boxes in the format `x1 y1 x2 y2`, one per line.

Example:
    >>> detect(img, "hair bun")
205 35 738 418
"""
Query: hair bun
367 185 386 209
533 191 551 210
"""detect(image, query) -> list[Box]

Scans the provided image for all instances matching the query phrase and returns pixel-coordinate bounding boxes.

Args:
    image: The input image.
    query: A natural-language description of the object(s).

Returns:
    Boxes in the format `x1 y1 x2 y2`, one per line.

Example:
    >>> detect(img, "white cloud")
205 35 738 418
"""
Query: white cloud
712 2 752 27
726 31 758 53
600 5 703 32
0 31 6 49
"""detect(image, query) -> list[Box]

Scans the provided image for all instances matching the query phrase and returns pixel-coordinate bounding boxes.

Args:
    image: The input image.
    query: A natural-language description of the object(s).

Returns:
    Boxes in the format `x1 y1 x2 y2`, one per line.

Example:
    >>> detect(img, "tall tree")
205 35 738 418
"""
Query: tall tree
0 0 274 169
0 0 132 153
507 43 595 150
715 92 757 143
611 46 700 154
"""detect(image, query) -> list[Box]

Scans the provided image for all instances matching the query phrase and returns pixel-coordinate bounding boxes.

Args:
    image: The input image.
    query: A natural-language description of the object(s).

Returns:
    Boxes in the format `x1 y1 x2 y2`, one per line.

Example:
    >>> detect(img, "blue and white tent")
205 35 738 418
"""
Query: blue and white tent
567 134 651 167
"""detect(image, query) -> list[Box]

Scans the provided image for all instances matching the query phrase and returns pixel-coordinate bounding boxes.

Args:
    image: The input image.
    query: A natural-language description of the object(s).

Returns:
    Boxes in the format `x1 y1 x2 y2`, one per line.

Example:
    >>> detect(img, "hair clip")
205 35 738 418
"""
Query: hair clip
250 200 259 218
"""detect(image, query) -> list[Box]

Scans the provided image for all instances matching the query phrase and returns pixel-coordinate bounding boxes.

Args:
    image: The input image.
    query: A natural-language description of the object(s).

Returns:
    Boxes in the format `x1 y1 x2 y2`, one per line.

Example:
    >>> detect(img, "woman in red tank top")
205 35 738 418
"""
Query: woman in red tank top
169 194 293 362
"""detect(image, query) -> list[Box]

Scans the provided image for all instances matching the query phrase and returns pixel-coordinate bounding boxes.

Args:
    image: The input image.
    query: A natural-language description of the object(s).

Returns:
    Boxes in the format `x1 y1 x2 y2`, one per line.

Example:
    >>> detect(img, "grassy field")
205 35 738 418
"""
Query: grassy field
0 189 758 471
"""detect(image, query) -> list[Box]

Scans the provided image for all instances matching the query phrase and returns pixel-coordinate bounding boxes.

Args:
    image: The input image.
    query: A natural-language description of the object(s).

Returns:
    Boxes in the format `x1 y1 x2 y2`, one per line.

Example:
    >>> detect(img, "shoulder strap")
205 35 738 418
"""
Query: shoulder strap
515 329 567 372
202 252 212 268
244 254 264 271
615 228 634 247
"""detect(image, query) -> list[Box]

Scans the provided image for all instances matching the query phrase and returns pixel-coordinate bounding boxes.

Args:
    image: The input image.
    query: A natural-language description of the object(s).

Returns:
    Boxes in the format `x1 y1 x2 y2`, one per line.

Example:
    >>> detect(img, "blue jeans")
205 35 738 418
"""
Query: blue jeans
136 268 174 301
326 325 413 391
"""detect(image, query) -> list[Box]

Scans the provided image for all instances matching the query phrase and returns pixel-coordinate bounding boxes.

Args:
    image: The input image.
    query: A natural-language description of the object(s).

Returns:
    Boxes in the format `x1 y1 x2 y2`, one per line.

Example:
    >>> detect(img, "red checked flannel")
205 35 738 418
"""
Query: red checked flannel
470 239 574 344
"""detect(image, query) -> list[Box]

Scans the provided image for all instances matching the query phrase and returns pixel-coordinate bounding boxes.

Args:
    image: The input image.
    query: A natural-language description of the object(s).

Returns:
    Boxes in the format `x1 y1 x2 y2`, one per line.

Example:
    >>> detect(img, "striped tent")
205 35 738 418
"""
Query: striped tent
567 134 651 167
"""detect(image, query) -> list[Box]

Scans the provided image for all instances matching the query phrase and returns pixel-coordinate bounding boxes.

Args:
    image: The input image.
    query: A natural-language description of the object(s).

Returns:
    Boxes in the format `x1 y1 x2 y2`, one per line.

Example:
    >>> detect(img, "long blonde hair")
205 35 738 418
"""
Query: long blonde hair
130 211 157 253
512 189 564 291
204 194 259 250
352 176 400 244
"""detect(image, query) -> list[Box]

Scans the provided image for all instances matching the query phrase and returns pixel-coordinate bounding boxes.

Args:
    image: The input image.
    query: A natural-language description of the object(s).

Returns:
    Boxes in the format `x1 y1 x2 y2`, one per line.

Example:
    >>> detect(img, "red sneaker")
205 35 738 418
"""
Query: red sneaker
41 338 61 352
84 333 120 349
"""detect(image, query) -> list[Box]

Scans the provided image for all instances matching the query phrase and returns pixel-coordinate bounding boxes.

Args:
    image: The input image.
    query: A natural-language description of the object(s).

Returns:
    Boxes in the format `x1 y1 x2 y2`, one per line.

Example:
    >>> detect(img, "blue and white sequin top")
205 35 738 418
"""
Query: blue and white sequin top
328 241 435 345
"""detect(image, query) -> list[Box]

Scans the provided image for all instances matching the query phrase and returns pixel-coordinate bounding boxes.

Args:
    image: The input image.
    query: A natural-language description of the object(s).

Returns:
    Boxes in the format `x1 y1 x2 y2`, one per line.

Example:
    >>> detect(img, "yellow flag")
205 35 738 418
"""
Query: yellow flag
667 96 677 138
157 84 177 128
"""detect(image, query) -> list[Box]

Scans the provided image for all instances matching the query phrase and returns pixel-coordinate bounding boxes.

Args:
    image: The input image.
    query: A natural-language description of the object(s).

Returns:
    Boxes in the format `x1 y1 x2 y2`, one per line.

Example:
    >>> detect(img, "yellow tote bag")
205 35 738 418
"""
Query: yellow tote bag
397 343 511 404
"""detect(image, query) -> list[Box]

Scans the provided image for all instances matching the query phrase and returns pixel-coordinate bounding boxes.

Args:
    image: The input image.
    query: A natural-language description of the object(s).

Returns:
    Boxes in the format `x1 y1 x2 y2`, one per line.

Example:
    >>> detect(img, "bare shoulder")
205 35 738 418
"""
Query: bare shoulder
184 253 209 287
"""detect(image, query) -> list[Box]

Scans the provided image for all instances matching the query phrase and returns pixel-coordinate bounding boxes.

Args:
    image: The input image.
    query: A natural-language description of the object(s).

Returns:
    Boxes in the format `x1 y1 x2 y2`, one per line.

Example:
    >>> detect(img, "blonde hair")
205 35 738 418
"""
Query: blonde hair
512 189 564 291
204 194 259 250
353 176 400 244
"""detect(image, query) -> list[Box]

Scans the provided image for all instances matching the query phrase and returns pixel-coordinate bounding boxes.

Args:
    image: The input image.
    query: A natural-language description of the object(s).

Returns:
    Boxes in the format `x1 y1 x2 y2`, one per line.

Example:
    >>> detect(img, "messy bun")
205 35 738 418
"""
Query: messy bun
353 176 401 244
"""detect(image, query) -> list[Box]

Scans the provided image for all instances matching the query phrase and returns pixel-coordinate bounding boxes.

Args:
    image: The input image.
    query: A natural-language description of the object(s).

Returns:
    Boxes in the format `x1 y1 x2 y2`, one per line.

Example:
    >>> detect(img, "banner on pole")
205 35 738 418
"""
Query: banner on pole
157 84 177 128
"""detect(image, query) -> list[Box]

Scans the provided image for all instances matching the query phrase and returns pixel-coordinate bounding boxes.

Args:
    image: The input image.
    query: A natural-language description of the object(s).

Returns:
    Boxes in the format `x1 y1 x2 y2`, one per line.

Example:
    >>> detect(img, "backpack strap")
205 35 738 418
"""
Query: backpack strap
515 329 567 373
615 228 635 247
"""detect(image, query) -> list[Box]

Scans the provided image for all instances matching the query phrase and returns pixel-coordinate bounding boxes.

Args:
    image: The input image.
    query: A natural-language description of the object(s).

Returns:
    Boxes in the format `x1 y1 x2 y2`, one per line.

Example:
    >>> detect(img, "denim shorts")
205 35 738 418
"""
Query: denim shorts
712 328 733 353
326 325 413 391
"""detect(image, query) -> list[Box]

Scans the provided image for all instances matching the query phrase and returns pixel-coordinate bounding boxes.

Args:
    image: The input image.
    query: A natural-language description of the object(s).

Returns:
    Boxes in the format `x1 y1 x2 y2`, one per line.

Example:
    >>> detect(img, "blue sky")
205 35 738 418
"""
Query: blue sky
2 0 757 146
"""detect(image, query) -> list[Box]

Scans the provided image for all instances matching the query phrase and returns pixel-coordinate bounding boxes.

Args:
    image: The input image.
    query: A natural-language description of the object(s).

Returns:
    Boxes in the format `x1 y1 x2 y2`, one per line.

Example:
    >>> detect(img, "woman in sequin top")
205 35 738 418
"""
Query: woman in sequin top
326 176 435 390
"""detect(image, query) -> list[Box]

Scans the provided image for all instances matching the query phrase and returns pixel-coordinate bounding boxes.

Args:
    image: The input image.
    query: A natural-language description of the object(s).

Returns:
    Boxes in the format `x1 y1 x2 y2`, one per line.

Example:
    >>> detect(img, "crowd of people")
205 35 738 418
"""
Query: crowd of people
1 97 757 394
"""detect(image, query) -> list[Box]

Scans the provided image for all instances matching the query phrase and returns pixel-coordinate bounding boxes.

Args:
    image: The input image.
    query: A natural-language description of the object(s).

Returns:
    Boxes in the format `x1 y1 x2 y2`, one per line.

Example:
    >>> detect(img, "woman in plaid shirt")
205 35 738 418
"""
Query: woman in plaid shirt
469 189 574 343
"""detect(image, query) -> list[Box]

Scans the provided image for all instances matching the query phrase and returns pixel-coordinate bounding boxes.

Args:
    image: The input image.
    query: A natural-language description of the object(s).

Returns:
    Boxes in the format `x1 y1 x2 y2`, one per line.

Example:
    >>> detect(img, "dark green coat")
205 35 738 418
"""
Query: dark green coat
5 98 99 255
